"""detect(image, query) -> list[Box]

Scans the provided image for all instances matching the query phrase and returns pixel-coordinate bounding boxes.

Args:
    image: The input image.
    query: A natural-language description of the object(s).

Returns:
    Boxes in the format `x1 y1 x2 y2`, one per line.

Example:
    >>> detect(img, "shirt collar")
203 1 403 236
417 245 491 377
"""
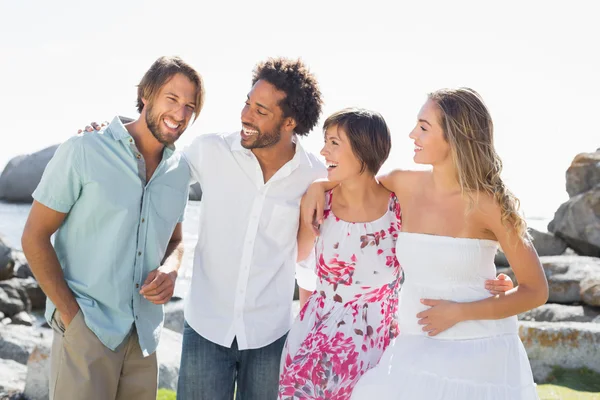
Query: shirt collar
230 131 312 169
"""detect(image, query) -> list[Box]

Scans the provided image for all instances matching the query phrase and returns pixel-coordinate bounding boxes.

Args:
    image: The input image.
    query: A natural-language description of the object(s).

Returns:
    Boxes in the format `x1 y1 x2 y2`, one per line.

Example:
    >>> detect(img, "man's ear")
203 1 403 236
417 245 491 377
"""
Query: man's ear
284 117 297 133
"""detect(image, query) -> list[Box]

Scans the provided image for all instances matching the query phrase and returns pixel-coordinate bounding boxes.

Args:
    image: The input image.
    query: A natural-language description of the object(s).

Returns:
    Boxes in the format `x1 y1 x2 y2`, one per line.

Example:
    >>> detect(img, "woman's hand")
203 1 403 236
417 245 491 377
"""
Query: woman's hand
300 181 333 236
417 299 464 336
485 273 514 295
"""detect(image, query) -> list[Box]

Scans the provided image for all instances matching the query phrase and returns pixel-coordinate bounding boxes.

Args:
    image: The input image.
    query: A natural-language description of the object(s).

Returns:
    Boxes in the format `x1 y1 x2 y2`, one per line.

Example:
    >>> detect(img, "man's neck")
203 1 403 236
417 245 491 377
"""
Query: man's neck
126 119 165 164
252 135 297 171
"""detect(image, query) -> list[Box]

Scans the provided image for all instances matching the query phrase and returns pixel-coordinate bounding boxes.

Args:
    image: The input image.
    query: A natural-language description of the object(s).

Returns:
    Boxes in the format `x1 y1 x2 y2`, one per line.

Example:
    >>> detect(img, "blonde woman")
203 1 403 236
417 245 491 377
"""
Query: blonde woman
303 88 547 399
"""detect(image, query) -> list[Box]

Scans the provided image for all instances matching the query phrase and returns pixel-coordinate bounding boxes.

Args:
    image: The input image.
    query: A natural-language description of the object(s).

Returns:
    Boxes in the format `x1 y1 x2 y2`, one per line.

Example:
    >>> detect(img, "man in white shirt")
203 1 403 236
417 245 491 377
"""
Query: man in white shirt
177 57 326 399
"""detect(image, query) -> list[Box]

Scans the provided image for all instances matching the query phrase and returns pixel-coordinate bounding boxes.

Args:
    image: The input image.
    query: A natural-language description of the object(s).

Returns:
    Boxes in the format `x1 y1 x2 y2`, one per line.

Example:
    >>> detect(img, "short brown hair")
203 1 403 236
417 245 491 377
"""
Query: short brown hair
252 57 322 136
323 108 391 175
137 56 205 121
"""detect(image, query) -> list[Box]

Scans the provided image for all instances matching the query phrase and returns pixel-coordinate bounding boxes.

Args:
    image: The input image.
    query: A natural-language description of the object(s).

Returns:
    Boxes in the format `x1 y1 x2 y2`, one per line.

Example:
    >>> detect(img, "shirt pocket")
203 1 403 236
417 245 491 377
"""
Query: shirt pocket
151 186 188 225
267 203 300 248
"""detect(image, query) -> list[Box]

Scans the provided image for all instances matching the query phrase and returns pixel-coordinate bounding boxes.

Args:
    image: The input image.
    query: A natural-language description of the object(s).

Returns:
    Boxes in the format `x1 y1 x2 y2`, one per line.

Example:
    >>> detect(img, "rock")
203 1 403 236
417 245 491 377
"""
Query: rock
1 317 11 325
548 187 600 257
18 278 45 311
156 329 183 391
164 299 184 334
494 228 568 267
518 303 600 323
541 255 600 304
581 277 600 307
0 278 31 317
0 324 53 365
0 237 15 281
11 311 35 326
189 182 202 201
0 359 27 394
0 145 60 203
566 150 600 198
519 321 600 382
24 344 51 400
12 251 32 280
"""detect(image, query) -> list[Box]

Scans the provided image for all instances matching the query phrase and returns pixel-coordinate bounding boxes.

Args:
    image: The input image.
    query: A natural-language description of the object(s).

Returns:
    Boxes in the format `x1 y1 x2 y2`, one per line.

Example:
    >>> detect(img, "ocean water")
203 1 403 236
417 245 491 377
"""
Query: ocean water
0 200 553 298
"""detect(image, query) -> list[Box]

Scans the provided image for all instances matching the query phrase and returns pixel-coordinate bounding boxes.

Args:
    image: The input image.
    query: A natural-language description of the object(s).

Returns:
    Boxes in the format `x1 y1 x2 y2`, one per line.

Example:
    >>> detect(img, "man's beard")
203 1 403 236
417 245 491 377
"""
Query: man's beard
241 120 284 149
145 103 182 146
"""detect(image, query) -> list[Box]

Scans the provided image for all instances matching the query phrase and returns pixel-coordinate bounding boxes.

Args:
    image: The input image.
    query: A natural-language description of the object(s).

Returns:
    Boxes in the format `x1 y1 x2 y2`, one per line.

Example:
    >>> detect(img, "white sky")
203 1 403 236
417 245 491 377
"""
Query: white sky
1 0 598 219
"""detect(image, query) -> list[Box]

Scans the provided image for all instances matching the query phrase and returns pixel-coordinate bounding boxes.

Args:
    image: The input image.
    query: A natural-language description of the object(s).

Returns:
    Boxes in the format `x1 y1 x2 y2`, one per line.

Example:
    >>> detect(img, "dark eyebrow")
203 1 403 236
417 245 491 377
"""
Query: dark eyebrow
418 118 432 127
246 95 272 113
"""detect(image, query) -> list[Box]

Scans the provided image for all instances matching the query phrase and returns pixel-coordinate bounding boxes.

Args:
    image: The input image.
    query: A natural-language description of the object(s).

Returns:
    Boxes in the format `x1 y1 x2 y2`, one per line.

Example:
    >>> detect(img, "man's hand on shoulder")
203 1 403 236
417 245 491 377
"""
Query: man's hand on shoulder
77 121 108 134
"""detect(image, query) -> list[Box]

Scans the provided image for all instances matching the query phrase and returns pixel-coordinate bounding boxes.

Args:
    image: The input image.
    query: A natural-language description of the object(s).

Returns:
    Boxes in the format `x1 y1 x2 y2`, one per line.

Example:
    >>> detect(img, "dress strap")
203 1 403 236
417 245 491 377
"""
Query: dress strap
388 192 402 226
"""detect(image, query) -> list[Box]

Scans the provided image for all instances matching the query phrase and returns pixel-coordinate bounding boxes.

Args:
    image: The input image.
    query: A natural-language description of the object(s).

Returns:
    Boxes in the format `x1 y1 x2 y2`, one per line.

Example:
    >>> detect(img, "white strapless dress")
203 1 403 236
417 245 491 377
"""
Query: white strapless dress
351 233 538 400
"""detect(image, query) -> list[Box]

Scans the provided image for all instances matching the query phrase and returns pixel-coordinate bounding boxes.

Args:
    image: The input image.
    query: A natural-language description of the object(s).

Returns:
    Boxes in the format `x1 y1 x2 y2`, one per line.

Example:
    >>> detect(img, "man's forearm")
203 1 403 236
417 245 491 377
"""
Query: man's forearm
161 240 184 275
22 236 79 322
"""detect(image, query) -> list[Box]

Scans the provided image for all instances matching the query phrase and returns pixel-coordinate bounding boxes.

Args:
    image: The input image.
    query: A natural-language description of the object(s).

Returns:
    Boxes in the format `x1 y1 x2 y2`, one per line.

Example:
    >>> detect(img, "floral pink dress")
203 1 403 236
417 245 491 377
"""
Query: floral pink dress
278 190 403 400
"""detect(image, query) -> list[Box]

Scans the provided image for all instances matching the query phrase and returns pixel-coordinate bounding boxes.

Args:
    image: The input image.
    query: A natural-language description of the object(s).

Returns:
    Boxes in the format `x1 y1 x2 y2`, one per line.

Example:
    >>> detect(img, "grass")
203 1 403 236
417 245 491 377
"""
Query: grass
156 367 600 400
537 367 600 400
157 389 176 400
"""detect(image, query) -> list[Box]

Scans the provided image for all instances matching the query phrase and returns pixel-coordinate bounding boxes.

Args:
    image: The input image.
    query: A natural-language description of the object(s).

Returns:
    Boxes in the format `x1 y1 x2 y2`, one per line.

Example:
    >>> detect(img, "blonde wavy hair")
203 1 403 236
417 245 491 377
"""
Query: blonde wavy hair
428 87 530 241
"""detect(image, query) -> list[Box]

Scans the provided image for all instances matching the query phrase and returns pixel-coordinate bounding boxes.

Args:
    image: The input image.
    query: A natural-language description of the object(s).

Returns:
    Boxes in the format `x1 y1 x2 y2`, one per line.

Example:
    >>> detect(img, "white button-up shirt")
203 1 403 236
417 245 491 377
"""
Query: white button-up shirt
182 131 326 349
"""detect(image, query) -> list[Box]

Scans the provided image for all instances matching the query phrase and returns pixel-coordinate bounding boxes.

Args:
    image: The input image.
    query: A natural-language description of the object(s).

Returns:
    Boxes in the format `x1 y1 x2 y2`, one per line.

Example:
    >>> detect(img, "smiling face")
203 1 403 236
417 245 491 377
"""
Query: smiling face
320 124 364 181
240 79 292 149
143 73 198 146
409 99 452 166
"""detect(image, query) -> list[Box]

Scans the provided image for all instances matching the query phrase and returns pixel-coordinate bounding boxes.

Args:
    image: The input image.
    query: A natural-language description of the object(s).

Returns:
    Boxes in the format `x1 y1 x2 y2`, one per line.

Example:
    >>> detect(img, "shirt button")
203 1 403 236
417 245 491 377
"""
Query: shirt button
141 218 145 223
136 154 141 159
136 284 139 288
135 316 139 320
138 251 142 256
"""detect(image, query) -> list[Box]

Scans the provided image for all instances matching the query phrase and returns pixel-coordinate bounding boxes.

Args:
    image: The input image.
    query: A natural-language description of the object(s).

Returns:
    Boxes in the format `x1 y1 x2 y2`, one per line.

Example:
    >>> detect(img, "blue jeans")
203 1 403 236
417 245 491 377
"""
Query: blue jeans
177 321 287 400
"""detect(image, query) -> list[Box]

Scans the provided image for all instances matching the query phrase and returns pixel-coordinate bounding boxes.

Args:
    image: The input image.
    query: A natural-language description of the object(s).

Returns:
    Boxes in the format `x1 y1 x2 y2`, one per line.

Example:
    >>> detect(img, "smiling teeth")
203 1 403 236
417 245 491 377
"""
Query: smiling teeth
164 119 179 129
415 145 423 150
327 163 338 168
243 127 258 135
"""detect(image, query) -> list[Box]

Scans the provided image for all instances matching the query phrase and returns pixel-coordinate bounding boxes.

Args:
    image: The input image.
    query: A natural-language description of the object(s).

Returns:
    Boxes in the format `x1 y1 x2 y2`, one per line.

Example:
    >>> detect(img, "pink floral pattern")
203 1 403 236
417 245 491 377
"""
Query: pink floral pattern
279 191 403 399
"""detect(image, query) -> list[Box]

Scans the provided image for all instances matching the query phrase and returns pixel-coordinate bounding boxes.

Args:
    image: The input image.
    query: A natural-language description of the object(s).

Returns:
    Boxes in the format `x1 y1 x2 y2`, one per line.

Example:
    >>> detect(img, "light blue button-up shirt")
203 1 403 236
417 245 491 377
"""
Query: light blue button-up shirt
33 116 190 356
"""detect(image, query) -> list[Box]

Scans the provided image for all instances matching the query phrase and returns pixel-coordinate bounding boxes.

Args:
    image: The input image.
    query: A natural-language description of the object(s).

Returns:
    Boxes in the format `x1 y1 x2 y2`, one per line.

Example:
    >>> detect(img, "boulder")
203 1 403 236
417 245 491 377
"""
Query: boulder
494 228 568 267
541 255 600 304
499 256 600 304
18 278 45 311
566 150 600 198
581 277 600 307
0 237 15 281
0 279 31 317
12 251 33 280
548 187 600 257
189 182 202 201
518 303 600 323
0 358 27 394
11 311 35 326
0 325 52 365
0 145 60 203
519 321 600 382
164 299 184 334
156 329 183 391
24 344 50 400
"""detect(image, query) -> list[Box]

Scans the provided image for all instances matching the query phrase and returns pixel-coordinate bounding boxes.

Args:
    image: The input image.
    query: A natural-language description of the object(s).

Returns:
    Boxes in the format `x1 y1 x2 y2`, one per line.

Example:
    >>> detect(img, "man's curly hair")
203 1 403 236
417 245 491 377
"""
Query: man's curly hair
252 58 323 136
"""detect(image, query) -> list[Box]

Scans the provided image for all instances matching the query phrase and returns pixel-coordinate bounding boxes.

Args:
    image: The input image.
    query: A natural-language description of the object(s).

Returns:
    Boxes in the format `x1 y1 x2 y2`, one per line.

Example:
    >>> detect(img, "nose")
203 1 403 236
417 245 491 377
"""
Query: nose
320 144 328 157
173 104 187 121
241 104 251 124
409 127 419 140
